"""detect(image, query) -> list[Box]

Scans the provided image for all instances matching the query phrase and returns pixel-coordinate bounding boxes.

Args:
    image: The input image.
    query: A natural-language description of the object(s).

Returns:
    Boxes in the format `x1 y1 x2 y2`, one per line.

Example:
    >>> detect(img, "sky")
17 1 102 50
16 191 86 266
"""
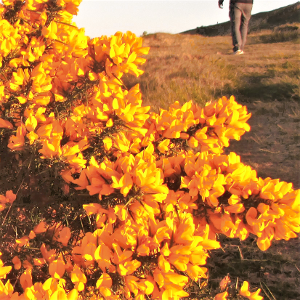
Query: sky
73 0 299 38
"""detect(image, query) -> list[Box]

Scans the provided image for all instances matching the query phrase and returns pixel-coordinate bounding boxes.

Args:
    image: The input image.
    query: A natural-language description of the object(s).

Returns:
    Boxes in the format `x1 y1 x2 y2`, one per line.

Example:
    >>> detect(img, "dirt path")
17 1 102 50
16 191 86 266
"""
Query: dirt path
225 99 300 189
223 40 300 189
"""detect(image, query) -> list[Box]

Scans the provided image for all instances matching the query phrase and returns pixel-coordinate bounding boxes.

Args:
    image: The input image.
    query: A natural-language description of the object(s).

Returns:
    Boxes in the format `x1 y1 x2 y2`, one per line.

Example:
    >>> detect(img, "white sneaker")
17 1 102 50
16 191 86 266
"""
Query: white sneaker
233 50 244 55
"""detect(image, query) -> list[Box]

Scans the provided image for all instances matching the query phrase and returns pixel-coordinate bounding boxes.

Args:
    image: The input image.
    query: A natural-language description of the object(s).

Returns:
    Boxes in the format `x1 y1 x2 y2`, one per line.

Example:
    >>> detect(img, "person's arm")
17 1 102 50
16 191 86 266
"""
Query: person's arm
218 0 224 9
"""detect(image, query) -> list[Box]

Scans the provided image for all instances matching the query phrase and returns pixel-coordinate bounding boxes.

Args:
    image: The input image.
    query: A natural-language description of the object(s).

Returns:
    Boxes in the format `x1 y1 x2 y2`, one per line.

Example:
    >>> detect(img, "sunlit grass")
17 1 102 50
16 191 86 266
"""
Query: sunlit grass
124 24 299 113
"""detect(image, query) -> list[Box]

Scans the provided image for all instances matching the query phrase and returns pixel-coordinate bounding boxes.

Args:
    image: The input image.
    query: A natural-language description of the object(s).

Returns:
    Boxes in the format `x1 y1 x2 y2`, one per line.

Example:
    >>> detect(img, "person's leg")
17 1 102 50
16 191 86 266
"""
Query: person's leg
236 3 253 51
230 3 242 52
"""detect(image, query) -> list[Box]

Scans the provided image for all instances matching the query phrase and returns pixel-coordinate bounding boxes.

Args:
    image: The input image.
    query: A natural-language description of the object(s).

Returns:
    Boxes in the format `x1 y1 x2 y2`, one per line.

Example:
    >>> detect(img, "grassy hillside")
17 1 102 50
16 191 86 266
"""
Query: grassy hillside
182 1 300 36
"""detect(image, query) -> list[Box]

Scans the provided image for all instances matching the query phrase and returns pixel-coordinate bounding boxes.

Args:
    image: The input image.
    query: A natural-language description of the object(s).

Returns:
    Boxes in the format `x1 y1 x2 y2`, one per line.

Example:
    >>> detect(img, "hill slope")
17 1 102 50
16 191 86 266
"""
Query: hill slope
182 1 300 36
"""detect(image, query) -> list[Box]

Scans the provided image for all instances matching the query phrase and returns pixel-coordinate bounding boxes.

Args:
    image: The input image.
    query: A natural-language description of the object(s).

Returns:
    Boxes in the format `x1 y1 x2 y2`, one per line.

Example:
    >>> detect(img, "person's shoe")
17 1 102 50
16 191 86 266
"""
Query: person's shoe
233 50 244 55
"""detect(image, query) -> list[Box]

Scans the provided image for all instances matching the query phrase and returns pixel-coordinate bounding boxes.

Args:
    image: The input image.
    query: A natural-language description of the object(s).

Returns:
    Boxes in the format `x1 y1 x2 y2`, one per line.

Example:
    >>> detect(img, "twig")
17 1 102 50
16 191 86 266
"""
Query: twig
1 178 25 226
80 216 85 234
258 148 280 154
237 246 244 260
53 39 68 45
13 274 21 289
54 21 78 28
260 281 276 300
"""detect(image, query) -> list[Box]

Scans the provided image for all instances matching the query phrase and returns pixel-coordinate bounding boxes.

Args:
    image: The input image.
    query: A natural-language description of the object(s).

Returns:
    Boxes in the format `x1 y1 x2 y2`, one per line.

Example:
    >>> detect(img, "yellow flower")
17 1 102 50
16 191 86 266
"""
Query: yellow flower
214 291 228 300
12 256 22 270
33 221 48 234
118 259 141 276
103 136 112 150
111 173 133 196
20 268 33 290
53 226 71 246
71 265 87 291
9 68 30 93
239 281 251 297
0 118 13 129
96 273 112 289
38 139 60 158
0 279 17 298
15 235 30 248
8 123 26 151
25 114 37 132
94 243 112 272
42 21 58 40
49 256 66 279
157 139 170 153
239 281 263 300
161 281 189 299
0 259 12 279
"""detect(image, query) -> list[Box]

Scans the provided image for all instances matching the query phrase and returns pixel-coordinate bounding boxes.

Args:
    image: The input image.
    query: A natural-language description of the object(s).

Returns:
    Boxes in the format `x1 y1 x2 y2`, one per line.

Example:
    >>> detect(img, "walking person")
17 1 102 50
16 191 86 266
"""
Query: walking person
218 0 253 54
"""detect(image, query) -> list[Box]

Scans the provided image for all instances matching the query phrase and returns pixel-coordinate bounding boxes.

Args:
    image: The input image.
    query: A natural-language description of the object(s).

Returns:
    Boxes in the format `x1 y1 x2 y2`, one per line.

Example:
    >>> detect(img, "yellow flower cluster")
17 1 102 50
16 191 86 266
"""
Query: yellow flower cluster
177 151 300 250
0 0 299 299
214 281 263 300
150 96 251 154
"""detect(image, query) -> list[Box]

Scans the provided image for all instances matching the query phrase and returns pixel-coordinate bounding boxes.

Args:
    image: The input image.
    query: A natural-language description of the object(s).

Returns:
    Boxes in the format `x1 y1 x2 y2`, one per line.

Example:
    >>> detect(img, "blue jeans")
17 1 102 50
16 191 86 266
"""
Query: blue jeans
229 2 253 52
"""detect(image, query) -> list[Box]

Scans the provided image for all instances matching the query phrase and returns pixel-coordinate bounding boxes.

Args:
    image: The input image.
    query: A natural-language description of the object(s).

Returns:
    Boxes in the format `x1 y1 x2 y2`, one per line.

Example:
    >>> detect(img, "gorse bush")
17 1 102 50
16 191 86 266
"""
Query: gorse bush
0 1 299 299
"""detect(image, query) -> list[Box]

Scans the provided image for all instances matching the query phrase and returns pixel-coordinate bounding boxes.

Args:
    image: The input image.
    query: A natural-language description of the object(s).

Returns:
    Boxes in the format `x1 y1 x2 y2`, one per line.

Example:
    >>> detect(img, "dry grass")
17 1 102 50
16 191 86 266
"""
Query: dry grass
205 234 300 300
248 24 300 44
123 33 237 111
